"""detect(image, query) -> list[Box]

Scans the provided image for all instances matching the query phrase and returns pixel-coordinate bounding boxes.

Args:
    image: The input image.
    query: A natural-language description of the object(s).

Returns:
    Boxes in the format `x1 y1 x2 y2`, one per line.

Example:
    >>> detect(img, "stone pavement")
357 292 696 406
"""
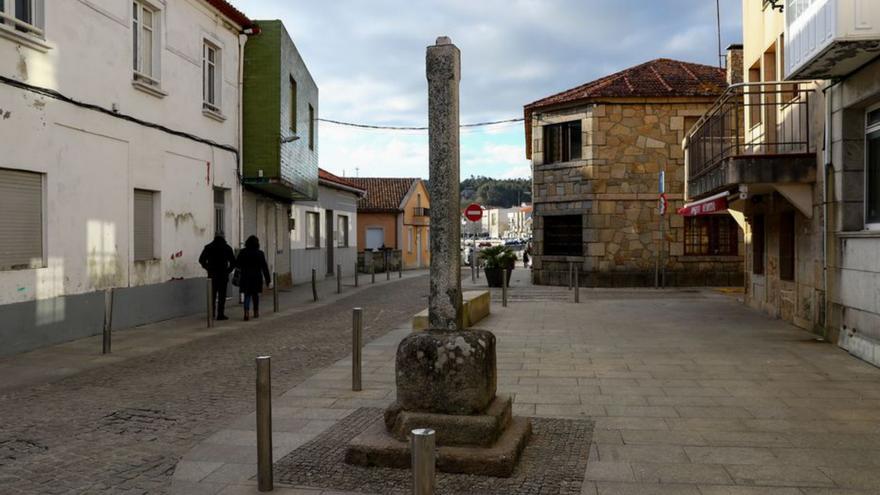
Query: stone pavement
0 270 429 494
174 268 880 494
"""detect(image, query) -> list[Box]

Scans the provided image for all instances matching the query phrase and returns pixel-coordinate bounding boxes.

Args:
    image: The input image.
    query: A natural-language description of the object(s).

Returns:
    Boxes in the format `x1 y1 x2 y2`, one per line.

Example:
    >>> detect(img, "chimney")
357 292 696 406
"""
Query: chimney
726 44 744 85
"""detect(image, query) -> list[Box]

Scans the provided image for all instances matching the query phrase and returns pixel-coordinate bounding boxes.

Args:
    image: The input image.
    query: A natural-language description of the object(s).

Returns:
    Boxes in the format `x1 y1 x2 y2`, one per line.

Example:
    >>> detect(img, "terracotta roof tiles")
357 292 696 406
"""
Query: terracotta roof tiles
318 169 366 195
345 178 420 213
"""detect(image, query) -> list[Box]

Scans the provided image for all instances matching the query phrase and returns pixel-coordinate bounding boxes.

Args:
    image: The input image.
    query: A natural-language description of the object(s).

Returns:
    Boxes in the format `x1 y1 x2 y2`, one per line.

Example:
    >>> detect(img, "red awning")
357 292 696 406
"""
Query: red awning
677 191 730 217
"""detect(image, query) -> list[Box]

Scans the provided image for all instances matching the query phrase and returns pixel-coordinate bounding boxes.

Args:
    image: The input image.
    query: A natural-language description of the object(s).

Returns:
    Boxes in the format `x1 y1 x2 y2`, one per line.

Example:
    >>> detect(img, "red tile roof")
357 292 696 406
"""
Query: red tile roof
319 169 366 195
205 0 253 29
345 178 420 213
524 58 727 158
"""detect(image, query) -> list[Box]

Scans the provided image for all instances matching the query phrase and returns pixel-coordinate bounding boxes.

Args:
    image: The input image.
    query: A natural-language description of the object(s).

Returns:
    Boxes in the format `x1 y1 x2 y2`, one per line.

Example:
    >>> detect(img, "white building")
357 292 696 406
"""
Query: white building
486 207 515 238
0 0 253 355
289 170 365 284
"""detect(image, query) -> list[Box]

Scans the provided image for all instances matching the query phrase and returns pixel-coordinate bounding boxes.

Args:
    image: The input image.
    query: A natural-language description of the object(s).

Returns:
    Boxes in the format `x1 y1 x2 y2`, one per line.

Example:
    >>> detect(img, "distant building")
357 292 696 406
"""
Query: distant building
289 170 365 284
508 205 533 239
347 178 431 270
525 58 743 287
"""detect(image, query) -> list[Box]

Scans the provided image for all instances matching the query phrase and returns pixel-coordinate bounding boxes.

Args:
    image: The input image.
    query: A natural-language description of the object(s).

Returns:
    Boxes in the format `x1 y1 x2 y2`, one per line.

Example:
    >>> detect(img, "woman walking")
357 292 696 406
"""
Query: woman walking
236 235 271 321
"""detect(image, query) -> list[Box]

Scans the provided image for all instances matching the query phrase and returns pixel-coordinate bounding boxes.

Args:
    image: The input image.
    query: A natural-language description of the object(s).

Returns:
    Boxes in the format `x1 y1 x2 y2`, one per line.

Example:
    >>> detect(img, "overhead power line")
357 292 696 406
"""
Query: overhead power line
317 117 524 131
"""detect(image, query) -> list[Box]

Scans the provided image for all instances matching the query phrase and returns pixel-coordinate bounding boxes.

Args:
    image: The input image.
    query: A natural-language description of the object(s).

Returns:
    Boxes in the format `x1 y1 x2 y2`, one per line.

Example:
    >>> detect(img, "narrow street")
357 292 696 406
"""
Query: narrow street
0 274 429 494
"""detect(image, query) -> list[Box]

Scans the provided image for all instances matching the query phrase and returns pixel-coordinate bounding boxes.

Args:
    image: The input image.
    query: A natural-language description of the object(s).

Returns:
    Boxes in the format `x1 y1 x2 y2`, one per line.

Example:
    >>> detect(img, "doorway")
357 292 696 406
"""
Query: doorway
326 209 334 275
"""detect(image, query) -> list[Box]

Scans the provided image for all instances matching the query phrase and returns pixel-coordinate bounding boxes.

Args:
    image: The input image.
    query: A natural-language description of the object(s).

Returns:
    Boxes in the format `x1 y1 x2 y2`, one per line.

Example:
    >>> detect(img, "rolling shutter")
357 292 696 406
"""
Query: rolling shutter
0 169 43 270
133 189 154 261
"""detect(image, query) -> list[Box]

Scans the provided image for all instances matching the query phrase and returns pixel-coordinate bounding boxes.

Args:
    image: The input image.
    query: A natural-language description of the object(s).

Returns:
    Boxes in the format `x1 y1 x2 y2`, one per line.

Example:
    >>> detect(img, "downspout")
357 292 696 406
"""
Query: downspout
237 31 249 249
822 82 832 337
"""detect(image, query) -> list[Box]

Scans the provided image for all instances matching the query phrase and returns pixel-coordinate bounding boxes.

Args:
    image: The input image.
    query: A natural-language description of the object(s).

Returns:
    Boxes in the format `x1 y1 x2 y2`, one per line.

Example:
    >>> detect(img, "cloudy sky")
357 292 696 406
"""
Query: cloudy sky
234 1 742 180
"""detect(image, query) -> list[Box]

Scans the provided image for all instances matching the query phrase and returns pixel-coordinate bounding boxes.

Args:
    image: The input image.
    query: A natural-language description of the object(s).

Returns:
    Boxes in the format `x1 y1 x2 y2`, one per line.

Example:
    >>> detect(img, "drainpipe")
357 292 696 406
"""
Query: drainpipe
822 82 832 336
237 31 249 249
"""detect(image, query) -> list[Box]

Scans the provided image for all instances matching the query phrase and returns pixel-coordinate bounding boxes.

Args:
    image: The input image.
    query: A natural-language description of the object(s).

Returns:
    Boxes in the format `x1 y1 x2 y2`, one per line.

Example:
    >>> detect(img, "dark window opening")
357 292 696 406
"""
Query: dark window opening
752 215 764 275
684 215 738 256
543 215 582 256
779 211 795 281
543 121 582 164
867 129 880 225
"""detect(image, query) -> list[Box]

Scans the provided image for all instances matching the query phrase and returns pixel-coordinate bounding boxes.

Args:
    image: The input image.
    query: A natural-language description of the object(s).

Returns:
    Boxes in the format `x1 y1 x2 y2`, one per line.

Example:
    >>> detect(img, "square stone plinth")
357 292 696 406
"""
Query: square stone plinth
386 395 512 447
345 414 531 478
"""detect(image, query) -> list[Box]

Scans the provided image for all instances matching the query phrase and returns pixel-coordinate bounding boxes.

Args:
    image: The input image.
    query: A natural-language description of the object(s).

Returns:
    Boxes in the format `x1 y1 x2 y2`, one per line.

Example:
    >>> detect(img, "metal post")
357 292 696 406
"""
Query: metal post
574 268 580 303
569 262 574 290
311 268 318 302
371 259 375 284
411 428 436 495
399 257 403 278
660 212 666 289
102 289 113 354
352 308 363 391
256 356 273 492
386 251 391 281
337 264 342 294
470 249 476 283
206 278 214 328
502 268 508 308
272 272 278 313
354 262 359 287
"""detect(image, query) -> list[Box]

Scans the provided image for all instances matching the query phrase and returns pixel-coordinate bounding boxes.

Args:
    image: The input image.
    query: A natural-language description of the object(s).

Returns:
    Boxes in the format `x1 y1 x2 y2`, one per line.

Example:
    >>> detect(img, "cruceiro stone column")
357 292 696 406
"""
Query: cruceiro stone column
345 37 530 478
426 36 463 332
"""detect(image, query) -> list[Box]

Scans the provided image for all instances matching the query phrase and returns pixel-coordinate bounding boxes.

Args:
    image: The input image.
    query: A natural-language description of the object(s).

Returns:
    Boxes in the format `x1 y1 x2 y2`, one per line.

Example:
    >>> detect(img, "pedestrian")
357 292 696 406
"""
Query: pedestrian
236 235 271 321
198 233 236 320
522 247 530 269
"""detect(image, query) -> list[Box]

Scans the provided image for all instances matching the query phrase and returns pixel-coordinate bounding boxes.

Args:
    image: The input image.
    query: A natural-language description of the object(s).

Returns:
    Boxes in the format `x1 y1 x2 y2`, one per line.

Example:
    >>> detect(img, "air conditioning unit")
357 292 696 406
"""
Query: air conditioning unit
785 0 880 79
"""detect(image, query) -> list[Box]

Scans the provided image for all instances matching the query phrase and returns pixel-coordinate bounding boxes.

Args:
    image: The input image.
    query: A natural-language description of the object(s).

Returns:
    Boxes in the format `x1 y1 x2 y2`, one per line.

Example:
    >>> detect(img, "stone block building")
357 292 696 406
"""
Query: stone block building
524 59 744 287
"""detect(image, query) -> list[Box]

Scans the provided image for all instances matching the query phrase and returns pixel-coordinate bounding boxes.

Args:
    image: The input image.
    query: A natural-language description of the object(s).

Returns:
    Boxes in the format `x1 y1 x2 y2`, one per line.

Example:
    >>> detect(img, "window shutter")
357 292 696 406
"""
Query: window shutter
133 189 154 261
0 169 43 270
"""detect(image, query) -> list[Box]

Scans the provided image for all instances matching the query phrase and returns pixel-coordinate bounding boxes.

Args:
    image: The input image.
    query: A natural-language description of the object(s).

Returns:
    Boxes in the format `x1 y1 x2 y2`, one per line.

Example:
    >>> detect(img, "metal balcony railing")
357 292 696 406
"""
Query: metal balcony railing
413 207 429 217
685 81 814 182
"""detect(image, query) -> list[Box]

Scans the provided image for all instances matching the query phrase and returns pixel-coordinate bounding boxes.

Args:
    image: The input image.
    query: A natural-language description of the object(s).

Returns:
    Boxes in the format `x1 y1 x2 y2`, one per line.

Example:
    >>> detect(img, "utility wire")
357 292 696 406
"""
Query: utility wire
317 116 524 131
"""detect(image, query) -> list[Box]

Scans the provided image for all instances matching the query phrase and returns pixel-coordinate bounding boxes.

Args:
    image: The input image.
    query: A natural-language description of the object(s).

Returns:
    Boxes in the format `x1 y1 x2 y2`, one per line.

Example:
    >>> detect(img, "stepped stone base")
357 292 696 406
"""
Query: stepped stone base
345 414 531 477
386 395 512 447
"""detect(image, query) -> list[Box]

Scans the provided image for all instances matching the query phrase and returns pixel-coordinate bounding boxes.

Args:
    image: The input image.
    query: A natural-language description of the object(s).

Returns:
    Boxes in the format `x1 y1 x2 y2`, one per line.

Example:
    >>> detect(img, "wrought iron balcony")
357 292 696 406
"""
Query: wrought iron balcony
685 81 817 199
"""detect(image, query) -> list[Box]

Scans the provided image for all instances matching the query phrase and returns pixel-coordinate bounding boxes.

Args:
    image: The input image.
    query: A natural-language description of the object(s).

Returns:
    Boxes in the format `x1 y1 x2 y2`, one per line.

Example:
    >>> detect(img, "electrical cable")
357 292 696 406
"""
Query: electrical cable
317 116 524 131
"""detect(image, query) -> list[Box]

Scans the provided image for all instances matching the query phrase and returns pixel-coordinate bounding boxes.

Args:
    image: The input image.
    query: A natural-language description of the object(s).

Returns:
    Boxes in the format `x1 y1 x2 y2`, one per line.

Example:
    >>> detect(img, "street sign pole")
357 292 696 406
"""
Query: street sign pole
655 171 665 289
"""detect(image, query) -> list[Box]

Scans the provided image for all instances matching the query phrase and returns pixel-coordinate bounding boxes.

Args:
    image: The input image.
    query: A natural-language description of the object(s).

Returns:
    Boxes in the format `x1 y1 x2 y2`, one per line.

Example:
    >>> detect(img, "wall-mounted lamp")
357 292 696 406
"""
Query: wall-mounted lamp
281 135 300 144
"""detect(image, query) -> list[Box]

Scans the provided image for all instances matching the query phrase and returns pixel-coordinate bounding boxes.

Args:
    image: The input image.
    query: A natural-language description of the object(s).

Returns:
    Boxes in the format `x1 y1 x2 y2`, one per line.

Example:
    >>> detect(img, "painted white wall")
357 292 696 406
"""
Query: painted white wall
289 185 359 285
0 0 244 305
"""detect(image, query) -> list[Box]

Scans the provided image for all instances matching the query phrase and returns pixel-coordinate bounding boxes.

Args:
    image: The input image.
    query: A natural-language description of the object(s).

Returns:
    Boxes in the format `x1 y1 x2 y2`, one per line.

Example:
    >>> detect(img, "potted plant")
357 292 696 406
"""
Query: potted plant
479 245 517 288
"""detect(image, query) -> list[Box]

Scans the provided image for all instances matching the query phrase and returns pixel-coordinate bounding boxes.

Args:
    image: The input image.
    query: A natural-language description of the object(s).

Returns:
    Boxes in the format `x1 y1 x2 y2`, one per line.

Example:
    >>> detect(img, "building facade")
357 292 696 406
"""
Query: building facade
348 178 431 270
0 0 252 355
525 59 744 287
242 19 319 287
289 169 364 284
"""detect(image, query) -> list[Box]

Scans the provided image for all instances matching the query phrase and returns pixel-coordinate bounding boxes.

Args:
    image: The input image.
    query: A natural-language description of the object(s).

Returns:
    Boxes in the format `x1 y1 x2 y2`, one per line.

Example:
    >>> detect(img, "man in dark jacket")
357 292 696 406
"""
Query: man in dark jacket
199 234 236 320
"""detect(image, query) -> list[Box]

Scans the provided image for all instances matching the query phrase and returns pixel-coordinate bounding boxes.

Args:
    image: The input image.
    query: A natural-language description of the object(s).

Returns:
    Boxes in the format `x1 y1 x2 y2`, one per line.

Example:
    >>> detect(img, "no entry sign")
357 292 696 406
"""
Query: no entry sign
464 203 483 222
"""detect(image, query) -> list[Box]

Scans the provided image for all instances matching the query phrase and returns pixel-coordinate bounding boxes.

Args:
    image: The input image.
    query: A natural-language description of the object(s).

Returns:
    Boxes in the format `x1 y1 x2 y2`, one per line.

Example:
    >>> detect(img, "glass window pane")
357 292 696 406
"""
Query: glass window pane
15 0 31 23
142 27 153 76
207 64 215 103
142 8 152 27
132 14 138 70
867 132 880 224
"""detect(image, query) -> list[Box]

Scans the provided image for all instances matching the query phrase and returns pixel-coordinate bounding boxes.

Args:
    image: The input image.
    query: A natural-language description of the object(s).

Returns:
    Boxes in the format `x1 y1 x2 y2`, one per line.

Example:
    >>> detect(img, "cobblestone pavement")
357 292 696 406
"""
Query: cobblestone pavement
0 274 428 494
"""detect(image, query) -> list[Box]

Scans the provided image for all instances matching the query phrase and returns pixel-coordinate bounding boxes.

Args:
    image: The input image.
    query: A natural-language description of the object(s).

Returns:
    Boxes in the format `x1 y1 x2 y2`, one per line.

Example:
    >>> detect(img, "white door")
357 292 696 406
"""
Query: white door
366 228 384 251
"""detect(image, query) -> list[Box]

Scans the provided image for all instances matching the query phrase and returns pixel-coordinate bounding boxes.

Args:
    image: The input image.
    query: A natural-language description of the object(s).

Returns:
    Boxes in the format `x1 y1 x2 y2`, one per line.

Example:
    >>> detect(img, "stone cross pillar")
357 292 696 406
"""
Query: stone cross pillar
426 36 463 332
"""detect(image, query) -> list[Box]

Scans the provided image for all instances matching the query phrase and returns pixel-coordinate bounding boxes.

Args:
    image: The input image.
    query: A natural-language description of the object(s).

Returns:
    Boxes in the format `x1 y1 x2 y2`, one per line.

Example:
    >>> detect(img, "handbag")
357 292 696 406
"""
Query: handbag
231 268 241 287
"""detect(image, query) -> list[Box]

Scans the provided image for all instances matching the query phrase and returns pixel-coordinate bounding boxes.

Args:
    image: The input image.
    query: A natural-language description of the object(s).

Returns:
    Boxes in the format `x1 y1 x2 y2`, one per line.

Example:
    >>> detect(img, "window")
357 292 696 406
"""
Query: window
308 104 315 150
866 106 880 228
543 215 582 256
407 227 414 253
0 168 43 270
132 1 160 85
0 0 43 37
543 121 582 164
366 227 384 251
289 77 297 133
751 215 765 275
203 41 221 112
747 64 762 128
133 189 156 261
779 212 795 281
337 215 349 247
684 215 738 256
306 211 319 248
213 188 226 237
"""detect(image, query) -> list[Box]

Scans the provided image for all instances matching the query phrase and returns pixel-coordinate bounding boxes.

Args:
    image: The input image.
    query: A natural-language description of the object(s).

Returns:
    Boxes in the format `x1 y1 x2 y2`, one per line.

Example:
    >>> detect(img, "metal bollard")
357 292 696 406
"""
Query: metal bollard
371 260 375 284
312 268 318 302
569 262 574 290
411 428 436 495
103 289 114 354
256 356 273 492
574 268 580 303
470 252 476 283
337 264 342 293
502 269 508 308
354 262 359 287
386 252 391 281
206 278 214 327
352 308 363 391
476 258 480 279
399 259 403 278
272 272 279 313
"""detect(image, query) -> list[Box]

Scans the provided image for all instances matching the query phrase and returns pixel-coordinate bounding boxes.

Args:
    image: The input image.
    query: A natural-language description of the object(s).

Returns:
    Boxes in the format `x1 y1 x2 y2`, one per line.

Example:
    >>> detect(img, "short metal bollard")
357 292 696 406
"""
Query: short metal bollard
386 252 391 281
411 428 436 495
312 268 318 302
256 356 273 492
272 272 279 313
103 289 114 354
337 264 342 294
354 262 359 287
476 259 480 279
352 308 363 391
502 269 508 308
569 262 574 291
470 253 476 283
371 261 376 284
206 278 214 328
399 259 403 278
574 269 580 303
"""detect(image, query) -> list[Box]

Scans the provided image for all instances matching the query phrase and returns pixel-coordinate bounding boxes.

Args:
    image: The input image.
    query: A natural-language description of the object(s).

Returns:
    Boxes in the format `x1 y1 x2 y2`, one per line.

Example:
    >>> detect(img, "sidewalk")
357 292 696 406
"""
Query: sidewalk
172 277 880 494
0 268 428 394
